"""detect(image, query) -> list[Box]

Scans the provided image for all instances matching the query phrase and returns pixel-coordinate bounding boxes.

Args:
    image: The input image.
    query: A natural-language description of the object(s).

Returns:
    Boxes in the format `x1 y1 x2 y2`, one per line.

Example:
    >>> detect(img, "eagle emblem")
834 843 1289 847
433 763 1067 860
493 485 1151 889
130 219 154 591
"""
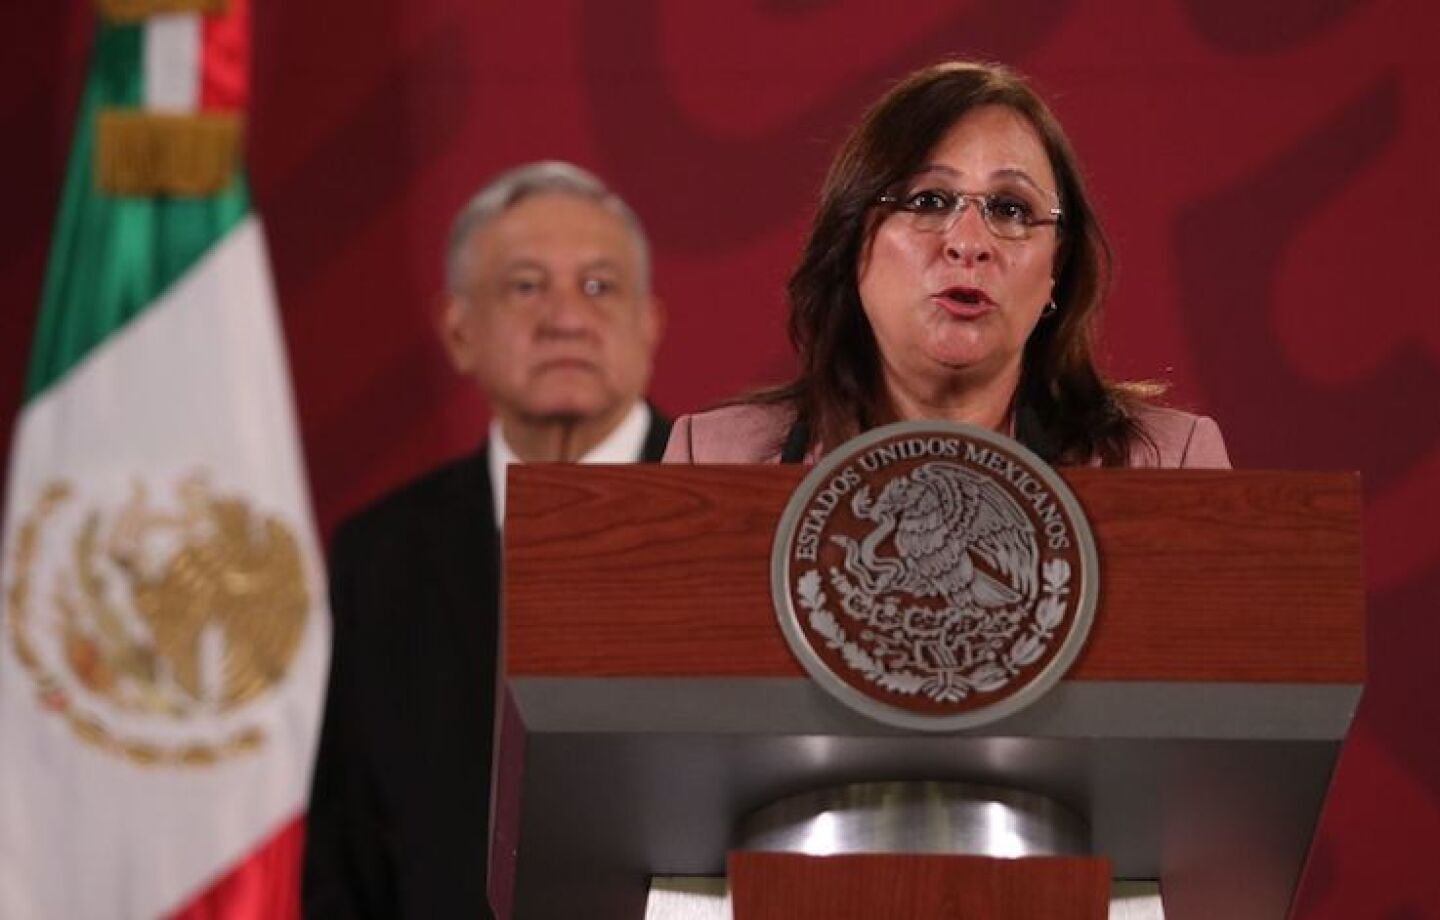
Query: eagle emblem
830 462 1039 701
6 473 311 765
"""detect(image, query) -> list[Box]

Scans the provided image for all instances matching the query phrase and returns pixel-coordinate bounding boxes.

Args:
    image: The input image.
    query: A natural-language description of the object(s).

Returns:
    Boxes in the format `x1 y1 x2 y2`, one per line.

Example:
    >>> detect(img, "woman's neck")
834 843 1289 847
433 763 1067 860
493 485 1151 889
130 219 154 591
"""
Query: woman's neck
881 362 1022 433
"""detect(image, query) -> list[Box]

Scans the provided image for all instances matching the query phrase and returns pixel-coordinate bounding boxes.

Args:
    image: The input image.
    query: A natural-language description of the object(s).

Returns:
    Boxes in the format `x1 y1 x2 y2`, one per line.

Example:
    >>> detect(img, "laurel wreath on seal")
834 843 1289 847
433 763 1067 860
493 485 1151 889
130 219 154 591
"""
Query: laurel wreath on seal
796 558 1072 703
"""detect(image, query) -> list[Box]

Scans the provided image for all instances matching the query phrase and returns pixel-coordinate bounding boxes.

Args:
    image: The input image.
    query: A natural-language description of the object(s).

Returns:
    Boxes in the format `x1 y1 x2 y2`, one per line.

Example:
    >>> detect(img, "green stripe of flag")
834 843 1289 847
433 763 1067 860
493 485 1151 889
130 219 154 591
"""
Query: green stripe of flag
28 20 249 401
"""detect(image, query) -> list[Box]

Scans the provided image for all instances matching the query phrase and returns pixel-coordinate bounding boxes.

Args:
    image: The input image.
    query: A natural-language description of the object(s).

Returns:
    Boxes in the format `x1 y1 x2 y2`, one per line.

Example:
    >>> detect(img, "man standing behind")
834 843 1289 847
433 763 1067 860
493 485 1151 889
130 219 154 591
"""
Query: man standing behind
303 162 669 918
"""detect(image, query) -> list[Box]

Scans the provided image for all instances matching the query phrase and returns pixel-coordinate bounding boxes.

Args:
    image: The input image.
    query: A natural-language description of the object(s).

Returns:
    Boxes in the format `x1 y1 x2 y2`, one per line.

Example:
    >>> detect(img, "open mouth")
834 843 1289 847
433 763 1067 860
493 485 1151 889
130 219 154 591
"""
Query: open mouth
944 287 990 305
935 286 995 313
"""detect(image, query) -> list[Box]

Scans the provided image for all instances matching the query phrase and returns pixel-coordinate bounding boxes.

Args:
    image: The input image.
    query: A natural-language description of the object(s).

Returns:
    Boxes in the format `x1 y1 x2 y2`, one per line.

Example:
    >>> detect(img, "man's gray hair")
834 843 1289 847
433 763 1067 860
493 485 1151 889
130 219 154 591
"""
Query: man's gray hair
445 160 652 294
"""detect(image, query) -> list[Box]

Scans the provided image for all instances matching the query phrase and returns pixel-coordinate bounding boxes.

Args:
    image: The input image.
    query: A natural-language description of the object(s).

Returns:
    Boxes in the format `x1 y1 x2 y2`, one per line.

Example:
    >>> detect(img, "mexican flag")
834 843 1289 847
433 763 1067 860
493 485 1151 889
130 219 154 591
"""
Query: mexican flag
0 1 327 917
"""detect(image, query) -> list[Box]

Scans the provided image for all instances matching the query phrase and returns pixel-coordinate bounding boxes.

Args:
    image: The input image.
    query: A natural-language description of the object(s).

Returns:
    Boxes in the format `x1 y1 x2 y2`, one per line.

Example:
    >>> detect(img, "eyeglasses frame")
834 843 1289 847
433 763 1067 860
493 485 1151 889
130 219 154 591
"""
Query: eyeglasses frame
875 190 1064 241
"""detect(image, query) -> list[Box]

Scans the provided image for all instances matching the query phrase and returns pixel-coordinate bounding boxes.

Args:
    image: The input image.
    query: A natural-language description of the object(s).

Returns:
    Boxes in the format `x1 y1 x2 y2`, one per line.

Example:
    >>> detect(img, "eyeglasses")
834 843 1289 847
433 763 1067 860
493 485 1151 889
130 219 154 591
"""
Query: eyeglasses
876 188 1063 241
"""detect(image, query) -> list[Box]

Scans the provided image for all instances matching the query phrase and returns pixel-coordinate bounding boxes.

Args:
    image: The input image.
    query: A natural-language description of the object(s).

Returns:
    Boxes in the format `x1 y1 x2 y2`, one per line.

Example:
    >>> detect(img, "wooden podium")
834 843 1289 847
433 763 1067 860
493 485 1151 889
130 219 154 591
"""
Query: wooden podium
489 466 1364 920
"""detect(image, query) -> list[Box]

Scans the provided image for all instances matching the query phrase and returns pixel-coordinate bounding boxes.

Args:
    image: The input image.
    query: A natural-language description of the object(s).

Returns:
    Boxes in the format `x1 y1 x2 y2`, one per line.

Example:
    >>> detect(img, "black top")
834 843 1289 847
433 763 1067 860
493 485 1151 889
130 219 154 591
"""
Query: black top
302 413 672 919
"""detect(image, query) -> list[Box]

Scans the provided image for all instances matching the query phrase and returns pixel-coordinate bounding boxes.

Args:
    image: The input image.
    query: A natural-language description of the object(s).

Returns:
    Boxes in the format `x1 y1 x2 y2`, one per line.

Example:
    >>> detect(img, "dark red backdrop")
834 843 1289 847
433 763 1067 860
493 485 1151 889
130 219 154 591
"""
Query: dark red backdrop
5 1 1437 915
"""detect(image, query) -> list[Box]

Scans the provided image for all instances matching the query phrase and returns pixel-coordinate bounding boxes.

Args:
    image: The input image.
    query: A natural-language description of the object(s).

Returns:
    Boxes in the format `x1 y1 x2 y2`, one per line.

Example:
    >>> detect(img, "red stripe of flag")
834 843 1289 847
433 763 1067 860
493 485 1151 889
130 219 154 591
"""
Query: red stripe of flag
200 0 249 111
165 816 305 920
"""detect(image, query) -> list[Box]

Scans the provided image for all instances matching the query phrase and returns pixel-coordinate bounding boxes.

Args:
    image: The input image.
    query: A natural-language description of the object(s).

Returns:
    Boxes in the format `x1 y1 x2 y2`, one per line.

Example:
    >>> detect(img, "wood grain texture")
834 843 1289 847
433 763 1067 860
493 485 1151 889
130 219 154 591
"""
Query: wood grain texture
505 466 1363 682
728 852 1111 920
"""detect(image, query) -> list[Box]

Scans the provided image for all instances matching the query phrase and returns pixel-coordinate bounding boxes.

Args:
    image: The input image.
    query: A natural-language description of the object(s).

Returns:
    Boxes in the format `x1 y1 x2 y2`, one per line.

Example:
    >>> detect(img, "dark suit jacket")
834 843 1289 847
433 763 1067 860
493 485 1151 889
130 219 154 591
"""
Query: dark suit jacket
303 413 672 919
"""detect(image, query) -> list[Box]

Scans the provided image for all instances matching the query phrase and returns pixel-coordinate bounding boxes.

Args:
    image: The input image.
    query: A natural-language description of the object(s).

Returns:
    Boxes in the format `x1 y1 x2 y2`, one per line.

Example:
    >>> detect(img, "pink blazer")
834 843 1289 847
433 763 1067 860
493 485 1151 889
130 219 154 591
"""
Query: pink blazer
662 402 1231 469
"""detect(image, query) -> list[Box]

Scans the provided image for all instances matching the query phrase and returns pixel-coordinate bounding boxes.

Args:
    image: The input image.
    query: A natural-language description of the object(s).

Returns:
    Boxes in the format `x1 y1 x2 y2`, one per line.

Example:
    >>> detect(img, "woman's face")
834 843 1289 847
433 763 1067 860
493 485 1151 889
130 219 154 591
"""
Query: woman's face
857 104 1061 408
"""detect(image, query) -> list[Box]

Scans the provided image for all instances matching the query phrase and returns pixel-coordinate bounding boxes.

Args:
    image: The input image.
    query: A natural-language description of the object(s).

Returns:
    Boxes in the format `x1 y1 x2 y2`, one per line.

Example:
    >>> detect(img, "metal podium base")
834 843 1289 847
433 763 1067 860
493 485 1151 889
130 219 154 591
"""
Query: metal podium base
735 781 1091 857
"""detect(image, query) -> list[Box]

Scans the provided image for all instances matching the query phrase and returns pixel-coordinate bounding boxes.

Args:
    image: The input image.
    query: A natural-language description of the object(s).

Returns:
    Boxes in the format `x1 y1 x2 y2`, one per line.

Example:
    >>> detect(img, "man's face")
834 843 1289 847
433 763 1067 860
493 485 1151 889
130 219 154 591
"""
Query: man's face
443 193 661 428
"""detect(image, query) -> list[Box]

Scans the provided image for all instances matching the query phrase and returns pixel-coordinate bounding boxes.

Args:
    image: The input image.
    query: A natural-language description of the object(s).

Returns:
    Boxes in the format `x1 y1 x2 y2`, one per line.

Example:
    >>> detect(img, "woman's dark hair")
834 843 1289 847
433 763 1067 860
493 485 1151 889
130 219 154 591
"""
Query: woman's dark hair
753 59 1153 465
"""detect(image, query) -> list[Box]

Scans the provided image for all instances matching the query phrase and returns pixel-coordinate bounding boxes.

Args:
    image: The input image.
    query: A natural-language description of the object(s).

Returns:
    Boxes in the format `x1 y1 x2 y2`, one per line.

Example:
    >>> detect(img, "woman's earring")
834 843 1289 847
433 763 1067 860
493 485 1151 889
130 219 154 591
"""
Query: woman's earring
1042 299 1058 317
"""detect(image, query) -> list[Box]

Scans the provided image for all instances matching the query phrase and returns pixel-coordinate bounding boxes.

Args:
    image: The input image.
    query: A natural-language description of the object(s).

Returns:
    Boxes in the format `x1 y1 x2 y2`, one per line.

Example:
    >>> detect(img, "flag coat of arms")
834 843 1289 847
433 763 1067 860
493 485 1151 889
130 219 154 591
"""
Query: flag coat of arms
0 0 327 916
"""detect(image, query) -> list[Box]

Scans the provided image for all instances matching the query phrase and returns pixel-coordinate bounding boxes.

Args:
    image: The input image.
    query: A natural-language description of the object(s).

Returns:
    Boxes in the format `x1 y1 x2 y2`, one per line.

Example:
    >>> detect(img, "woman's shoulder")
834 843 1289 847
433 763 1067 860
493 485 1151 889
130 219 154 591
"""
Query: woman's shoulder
662 403 797 463
1125 403 1232 469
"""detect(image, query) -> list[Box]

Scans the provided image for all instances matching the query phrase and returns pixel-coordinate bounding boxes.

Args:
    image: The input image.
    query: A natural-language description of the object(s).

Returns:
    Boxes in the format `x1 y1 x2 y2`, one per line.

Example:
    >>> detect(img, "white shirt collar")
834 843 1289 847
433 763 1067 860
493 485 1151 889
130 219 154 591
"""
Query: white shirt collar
487 402 651 529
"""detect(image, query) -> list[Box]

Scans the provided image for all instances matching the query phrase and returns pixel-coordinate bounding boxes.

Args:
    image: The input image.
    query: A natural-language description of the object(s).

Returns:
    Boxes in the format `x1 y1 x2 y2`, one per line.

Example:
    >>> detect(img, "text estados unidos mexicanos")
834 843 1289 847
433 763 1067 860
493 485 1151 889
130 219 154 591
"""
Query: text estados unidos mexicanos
792 437 1071 562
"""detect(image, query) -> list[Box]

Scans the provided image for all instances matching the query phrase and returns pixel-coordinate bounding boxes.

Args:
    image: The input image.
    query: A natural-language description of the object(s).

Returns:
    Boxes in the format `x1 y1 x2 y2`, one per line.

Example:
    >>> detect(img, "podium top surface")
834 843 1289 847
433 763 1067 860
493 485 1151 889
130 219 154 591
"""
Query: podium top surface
504 466 1364 685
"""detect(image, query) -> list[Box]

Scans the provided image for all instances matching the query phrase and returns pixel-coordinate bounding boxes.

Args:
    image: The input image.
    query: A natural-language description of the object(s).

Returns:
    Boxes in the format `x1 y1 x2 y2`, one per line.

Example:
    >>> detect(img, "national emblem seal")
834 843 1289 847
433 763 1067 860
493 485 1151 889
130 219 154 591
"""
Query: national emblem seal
771 422 1098 731
5 472 310 765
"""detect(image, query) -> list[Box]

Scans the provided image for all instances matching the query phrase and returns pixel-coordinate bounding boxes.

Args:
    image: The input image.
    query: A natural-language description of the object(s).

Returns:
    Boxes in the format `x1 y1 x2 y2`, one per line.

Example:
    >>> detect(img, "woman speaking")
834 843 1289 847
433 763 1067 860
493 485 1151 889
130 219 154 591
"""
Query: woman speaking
664 60 1228 469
